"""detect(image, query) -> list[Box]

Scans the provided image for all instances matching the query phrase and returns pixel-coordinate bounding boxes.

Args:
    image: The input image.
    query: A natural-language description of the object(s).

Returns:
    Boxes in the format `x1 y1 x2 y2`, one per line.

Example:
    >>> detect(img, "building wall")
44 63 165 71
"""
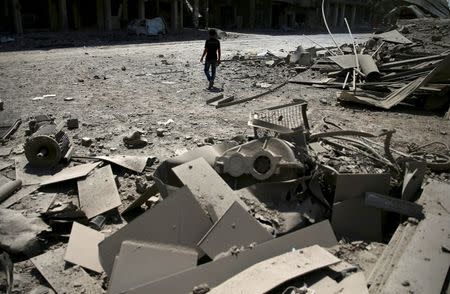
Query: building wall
209 0 272 29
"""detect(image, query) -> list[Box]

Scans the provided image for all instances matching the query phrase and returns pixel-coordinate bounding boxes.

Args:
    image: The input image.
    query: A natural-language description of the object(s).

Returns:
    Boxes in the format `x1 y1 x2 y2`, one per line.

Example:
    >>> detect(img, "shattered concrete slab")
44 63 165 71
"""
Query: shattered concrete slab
198 201 273 259
64 222 105 273
31 247 103 294
0 208 50 254
15 156 100 186
209 245 340 294
77 165 122 219
126 221 337 294
98 186 211 275
172 157 247 222
108 241 198 294
96 155 149 173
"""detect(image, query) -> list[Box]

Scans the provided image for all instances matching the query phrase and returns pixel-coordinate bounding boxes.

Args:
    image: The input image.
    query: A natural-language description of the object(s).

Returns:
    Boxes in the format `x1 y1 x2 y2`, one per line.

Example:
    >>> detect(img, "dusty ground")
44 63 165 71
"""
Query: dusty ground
0 19 449 293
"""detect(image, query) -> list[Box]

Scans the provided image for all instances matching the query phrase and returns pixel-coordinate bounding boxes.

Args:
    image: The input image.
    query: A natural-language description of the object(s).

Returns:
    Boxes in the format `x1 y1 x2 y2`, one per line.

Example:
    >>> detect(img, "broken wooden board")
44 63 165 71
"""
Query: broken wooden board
332 198 383 242
172 157 247 222
373 30 413 44
206 94 224 104
209 245 340 294
96 155 149 173
365 192 424 219
77 165 122 219
381 214 450 294
334 174 390 203
30 247 103 294
98 186 211 276
126 220 337 294
108 241 198 294
0 185 39 208
198 201 273 259
211 96 235 108
15 156 100 186
64 222 105 273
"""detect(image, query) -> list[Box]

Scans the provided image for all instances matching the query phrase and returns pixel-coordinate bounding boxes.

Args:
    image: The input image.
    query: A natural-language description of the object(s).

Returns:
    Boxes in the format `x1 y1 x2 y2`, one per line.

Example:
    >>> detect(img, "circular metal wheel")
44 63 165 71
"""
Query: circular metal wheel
410 151 450 172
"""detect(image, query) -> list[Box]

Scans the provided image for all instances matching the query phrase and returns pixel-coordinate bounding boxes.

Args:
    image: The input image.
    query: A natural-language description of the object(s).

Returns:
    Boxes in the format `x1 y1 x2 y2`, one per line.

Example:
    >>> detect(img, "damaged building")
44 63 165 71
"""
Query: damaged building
0 0 371 33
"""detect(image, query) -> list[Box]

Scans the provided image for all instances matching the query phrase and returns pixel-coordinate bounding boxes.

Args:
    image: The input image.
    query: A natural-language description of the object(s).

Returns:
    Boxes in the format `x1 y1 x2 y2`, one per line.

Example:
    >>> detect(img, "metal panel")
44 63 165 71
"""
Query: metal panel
172 157 247 222
126 221 337 294
77 165 122 219
373 30 413 44
64 222 105 273
98 186 212 276
15 155 100 186
334 173 390 203
31 247 103 294
209 245 340 294
198 201 273 259
365 192 423 219
108 241 198 294
96 155 149 173
382 214 450 294
332 198 383 242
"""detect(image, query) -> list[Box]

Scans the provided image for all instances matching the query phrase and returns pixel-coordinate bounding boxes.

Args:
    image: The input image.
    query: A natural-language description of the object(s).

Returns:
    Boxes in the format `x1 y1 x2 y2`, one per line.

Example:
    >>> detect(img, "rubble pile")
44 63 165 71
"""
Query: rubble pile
0 93 448 294
290 29 450 117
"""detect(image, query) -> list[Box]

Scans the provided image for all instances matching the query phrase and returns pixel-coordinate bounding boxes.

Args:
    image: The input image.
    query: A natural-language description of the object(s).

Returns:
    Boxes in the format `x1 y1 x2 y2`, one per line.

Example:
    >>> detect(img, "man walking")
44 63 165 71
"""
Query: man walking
200 29 221 90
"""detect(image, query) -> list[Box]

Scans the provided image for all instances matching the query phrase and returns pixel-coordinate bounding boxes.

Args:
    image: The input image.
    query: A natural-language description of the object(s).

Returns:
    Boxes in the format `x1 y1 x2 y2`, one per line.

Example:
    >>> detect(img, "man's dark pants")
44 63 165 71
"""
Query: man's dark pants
204 60 217 83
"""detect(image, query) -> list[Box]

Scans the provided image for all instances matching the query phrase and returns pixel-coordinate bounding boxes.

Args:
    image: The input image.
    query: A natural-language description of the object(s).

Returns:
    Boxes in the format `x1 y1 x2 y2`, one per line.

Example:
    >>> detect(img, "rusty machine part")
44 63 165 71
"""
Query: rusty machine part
215 138 305 182
24 122 71 167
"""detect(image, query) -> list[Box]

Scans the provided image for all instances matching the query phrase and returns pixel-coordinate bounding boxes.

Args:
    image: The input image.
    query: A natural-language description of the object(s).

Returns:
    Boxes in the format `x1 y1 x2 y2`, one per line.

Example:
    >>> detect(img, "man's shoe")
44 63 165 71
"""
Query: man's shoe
209 80 214 89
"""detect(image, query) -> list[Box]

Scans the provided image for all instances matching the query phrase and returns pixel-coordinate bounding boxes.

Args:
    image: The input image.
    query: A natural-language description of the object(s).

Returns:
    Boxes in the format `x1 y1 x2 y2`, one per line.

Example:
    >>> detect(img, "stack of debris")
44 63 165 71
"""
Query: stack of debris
0 89 449 293
290 28 450 117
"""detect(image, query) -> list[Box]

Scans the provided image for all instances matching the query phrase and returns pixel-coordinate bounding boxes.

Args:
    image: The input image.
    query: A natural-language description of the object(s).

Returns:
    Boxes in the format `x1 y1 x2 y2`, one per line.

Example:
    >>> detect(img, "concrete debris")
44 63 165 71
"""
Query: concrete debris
0 208 50 254
0 14 448 294
123 131 148 148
